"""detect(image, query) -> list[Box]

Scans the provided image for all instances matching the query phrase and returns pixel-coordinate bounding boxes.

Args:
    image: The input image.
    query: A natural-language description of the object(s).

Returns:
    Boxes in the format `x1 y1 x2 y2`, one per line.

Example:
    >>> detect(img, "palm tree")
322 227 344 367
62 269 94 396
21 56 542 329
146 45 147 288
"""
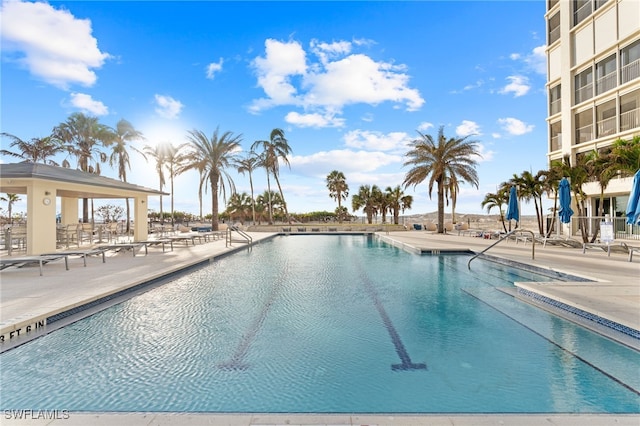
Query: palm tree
53 112 115 222
236 152 260 224
1 193 20 225
251 129 292 224
185 128 242 231
352 185 382 224
539 161 564 237
481 188 509 232
326 170 349 222
403 126 482 233
509 170 546 234
386 186 413 225
257 190 284 222
608 135 640 175
164 142 190 225
0 133 64 165
143 143 168 225
560 154 591 243
443 175 461 224
108 119 145 233
225 192 253 223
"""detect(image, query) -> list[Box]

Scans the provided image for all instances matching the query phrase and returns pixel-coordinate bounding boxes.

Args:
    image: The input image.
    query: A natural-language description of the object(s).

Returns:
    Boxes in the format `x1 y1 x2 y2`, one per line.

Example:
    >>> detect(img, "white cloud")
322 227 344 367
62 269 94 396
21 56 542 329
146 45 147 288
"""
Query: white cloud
290 149 402 177
250 39 307 111
0 0 110 89
525 45 547 75
154 94 184 119
456 120 482 137
250 38 424 125
498 117 534 135
206 58 224 79
310 39 352 65
343 130 410 152
499 75 530 97
284 111 345 128
69 92 108 115
417 122 433 132
475 143 495 163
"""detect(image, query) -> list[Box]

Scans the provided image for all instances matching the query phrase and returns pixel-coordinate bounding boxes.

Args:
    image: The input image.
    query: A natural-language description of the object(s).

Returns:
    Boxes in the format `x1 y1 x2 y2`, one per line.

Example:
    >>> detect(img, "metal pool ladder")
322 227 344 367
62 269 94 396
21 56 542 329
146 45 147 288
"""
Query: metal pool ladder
467 229 535 269
226 225 252 247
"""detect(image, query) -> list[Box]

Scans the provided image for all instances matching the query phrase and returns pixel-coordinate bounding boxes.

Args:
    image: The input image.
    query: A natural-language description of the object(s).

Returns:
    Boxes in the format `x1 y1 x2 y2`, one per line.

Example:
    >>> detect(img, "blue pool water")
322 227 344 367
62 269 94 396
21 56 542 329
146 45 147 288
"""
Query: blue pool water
1 235 639 413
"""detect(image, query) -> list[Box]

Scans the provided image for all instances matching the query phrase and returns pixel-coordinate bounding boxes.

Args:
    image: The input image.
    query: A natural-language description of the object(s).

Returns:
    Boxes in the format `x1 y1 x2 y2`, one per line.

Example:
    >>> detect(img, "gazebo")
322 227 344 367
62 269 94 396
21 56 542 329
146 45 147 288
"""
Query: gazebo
0 163 167 255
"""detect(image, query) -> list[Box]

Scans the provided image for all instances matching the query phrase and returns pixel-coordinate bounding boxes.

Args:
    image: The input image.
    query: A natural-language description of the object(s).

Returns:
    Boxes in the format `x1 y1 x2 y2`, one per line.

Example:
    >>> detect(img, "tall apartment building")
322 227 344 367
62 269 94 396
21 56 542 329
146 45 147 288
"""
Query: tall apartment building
545 0 639 220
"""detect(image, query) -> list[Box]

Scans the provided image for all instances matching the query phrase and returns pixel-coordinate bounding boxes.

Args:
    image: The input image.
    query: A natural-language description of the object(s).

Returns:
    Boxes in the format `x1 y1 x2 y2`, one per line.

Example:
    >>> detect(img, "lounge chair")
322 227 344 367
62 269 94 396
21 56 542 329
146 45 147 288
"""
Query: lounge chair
583 241 640 261
536 236 582 248
98 243 146 257
0 254 69 276
41 248 107 266
136 239 174 253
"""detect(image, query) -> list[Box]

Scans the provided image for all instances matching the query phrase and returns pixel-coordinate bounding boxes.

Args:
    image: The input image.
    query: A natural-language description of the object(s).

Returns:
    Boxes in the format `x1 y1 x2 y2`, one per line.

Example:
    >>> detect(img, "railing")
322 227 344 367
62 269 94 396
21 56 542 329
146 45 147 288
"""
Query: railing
621 59 640 84
596 116 616 137
574 1 592 26
574 123 593 144
566 216 640 240
550 98 561 115
548 26 560 45
621 108 639 131
595 72 616 95
575 83 593 104
467 229 535 269
226 225 252 247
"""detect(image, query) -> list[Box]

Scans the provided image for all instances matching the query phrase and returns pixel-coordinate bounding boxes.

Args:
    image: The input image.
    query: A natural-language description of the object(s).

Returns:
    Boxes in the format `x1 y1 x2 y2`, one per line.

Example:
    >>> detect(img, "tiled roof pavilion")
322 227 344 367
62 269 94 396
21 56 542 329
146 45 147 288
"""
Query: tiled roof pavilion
0 163 167 255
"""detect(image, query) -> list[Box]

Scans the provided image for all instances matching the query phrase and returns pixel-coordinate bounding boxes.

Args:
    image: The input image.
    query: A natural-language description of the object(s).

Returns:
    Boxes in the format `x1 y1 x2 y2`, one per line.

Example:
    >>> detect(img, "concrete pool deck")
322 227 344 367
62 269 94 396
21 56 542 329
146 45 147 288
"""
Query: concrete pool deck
0 230 638 425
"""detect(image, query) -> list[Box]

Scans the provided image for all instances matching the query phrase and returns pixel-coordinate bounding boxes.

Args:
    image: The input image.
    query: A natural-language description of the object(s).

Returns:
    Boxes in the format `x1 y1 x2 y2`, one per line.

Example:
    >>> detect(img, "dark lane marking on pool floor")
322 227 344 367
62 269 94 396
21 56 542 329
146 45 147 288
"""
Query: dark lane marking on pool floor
218 263 287 371
357 265 427 371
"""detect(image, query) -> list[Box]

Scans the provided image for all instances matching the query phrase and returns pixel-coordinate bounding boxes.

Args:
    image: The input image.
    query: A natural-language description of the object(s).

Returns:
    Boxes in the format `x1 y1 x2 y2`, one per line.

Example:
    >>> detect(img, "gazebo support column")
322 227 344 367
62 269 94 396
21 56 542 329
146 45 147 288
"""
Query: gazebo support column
60 196 79 226
26 182 57 255
133 196 149 242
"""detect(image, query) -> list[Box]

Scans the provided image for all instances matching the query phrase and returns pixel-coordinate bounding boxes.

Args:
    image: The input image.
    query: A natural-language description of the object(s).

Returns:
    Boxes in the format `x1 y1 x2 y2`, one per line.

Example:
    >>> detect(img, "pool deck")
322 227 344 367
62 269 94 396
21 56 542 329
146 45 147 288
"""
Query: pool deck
1 230 639 425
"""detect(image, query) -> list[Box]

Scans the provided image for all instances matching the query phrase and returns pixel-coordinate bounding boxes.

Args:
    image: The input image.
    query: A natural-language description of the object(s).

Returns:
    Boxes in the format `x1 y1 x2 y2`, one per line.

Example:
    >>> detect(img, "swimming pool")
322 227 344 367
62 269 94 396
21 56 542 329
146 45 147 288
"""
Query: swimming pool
1 235 638 413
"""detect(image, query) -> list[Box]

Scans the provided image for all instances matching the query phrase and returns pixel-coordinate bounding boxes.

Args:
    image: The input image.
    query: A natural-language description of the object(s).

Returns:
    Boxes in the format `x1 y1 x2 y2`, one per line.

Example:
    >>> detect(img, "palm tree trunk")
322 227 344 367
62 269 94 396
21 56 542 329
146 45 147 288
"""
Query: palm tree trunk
266 171 273 224
249 174 256 225
437 181 445 233
211 174 219 231
273 173 290 224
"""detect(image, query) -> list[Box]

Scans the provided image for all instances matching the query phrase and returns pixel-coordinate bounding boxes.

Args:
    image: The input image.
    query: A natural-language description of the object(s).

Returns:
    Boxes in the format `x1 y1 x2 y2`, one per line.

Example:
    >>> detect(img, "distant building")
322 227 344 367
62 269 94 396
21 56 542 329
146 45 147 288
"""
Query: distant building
545 0 639 218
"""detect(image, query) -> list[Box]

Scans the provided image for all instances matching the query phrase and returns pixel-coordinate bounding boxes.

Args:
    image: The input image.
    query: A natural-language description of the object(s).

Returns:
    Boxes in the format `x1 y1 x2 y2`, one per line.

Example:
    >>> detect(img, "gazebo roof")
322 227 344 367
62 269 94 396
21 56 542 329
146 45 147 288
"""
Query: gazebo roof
0 163 167 198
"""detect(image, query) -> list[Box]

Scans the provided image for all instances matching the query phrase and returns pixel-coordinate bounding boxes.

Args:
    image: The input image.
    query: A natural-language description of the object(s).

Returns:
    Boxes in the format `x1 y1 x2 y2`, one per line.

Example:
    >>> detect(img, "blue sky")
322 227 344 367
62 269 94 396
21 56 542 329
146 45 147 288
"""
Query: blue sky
1 0 549 218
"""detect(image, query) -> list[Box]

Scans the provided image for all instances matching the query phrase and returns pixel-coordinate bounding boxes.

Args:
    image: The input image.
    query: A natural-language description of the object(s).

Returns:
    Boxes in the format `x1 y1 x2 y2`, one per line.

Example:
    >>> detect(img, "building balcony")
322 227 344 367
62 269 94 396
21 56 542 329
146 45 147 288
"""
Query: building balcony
597 116 616 137
621 108 639 132
622 59 640 85
595 73 616 95
575 83 593 104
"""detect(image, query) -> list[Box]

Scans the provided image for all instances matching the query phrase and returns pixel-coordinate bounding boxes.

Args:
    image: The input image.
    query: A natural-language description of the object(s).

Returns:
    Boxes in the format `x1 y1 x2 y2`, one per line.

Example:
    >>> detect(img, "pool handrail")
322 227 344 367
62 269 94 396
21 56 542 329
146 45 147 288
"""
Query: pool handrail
467 229 535 269
226 225 252 247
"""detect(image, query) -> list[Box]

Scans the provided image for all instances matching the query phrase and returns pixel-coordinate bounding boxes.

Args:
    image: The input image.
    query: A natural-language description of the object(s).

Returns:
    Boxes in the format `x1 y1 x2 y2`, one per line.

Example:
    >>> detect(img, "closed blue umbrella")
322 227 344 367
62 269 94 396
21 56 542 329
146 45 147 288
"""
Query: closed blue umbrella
558 177 574 224
625 169 640 225
506 186 519 223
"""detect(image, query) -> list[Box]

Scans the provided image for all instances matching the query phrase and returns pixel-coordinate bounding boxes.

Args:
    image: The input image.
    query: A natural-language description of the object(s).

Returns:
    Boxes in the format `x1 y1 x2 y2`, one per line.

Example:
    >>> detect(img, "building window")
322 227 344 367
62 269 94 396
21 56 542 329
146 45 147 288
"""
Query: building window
620 89 640 131
573 0 592 26
575 67 593 104
548 12 560 45
575 109 593 144
596 99 616 137
548 0 559 11
550 121 562 151
594 0 608 11
549 84 561 115
621 40 640 85
596 55 617 95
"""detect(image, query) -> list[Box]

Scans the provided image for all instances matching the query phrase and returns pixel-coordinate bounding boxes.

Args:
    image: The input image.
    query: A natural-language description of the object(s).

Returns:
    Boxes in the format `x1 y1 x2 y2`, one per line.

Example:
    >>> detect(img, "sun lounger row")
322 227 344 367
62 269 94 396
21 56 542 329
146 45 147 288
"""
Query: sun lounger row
582 241 640 262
